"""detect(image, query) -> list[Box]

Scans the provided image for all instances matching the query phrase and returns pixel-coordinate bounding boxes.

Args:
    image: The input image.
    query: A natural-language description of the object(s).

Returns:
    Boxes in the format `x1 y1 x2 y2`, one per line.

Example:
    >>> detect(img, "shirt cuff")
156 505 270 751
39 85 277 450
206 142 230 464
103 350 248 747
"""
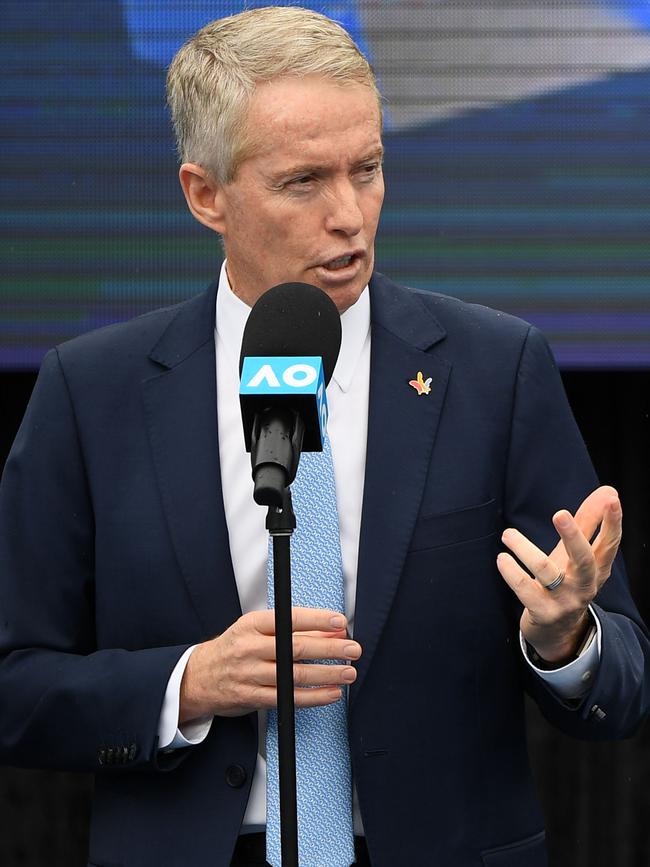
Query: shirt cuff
520 605 602 700
158 645 213 751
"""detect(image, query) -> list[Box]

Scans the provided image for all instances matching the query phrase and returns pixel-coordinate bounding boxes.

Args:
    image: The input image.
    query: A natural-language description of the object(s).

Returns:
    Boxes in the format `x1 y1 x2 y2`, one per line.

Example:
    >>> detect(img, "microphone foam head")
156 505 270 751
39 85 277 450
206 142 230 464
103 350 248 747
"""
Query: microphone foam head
239 282 342 385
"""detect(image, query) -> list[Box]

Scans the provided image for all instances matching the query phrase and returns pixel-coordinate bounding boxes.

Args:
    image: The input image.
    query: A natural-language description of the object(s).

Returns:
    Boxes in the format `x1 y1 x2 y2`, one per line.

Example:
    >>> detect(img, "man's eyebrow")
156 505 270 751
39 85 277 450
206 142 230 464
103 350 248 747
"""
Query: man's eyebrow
270 161 325 180
353 146 385 165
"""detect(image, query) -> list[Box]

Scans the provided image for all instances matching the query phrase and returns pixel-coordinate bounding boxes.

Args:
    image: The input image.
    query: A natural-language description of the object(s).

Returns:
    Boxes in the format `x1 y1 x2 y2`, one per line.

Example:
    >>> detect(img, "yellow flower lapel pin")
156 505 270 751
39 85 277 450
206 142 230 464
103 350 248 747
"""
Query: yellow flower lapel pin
408 371 432 396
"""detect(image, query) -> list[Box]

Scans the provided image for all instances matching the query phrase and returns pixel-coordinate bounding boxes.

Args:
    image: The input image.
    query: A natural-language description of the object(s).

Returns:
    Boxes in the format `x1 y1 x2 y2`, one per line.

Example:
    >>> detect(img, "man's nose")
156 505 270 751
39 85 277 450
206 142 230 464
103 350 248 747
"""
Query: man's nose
324 182 364 236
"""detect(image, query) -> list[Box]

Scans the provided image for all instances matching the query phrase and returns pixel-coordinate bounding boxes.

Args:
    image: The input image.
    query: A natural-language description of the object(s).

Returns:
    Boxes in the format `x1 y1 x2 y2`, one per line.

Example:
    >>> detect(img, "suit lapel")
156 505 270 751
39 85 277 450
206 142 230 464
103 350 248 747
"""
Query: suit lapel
139 274 451 682
142 282 242 639
351 274 451 704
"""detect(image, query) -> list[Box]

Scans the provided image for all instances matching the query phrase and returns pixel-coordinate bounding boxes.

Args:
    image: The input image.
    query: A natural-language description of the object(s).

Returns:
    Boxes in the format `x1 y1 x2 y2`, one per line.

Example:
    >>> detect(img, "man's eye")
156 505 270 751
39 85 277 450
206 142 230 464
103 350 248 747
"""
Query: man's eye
287 176 313 188
357 164 380 181
356 163 380 183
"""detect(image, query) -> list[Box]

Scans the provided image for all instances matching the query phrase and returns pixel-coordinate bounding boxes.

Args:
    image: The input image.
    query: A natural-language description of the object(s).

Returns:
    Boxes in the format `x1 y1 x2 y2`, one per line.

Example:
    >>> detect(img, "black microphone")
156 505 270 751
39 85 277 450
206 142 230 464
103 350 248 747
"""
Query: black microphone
239 282 342 506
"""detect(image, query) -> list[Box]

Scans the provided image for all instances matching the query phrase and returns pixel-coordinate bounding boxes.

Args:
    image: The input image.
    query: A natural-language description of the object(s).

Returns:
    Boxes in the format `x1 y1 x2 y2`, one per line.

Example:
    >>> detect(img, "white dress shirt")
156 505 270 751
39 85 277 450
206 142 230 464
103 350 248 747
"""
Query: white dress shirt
158 263 601 832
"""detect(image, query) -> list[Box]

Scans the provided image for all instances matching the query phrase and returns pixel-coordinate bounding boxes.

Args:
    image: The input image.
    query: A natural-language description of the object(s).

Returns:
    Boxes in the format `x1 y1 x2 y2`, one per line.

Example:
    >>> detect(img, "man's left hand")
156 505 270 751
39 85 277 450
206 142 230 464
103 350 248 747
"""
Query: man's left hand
497 485 622 665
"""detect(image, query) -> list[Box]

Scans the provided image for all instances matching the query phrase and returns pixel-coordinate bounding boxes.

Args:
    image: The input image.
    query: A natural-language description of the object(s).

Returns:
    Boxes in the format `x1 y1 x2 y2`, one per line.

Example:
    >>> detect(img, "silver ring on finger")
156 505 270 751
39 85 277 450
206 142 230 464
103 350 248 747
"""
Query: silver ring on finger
544 571 565 591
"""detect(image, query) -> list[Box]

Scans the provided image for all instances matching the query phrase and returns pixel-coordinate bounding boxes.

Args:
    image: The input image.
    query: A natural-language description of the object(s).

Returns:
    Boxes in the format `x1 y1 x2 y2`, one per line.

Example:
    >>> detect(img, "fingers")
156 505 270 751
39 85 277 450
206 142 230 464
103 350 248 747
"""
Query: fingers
187 608 363 718
570 485 619 543
236 631 360 666
229 684 344 709
245 608 361 661
496 488 621 664
588 496 622 586
496 550 545 610
502 491 617 595
253 661 357 689
291 632 361 662
550 511 595 589
551 489 621 589
234 658 354 710
249 685 345 709
500 528 568 592
294 688 345 707
295 628 349 640
251 658 355 709
250 607 348 636
497 544 592 663
237 610 361 661
293 662 357 687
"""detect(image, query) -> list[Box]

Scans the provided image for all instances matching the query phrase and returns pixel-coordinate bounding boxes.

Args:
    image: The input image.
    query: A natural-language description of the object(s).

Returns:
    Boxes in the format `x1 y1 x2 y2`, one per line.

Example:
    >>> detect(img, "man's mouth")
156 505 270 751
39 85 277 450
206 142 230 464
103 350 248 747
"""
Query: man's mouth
322 253 359 271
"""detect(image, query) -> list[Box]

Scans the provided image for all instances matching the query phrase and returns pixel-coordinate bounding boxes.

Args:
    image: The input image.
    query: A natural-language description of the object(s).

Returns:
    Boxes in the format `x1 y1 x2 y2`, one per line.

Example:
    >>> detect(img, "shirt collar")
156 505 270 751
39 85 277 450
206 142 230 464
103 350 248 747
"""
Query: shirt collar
332 283 370 393
215 261 370 393
215 262 253 367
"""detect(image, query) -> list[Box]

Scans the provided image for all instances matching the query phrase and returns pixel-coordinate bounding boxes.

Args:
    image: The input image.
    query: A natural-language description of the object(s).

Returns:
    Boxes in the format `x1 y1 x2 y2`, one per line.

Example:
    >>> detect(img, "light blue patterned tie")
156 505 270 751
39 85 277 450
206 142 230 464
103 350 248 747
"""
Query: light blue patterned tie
266 434 355 867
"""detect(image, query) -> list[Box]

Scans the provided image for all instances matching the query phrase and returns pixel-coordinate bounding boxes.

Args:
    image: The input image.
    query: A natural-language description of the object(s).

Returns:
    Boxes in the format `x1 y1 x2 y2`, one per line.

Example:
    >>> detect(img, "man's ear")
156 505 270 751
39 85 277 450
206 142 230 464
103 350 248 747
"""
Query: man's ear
178 163 227 234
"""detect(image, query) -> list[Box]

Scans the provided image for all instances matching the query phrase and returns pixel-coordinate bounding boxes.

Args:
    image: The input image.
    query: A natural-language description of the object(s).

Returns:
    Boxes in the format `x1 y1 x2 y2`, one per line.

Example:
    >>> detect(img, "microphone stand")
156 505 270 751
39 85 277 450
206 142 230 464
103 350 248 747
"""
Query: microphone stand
266 487 299 867
251 407 305 866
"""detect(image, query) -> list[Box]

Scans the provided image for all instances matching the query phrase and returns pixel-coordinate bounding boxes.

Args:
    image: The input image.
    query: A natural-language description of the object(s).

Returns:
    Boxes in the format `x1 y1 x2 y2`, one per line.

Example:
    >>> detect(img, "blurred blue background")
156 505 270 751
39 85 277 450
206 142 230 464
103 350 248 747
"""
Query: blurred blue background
2 0 650 367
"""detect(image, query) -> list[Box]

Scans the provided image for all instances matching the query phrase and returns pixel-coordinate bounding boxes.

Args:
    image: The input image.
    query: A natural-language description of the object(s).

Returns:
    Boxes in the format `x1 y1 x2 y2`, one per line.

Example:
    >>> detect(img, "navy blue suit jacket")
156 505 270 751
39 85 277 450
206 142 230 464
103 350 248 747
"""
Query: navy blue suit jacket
1 273 648 867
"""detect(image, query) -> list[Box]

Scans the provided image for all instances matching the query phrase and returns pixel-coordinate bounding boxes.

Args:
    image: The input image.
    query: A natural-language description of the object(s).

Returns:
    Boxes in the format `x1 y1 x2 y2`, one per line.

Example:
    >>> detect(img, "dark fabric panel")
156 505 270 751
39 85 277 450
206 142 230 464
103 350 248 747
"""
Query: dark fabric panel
527 371 650 867
0 768 92 867
0 370 648 866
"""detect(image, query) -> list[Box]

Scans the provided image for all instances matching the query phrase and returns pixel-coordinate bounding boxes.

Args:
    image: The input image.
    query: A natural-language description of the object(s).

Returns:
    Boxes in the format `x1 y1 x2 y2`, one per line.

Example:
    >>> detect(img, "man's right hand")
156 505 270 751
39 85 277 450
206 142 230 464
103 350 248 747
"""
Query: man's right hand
178 607 361 723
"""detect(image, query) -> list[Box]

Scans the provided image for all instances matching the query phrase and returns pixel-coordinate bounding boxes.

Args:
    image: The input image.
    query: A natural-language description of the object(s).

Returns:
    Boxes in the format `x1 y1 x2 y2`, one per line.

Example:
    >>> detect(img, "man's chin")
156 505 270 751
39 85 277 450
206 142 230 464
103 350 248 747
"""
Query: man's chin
320 284 366 314
309 270 371 313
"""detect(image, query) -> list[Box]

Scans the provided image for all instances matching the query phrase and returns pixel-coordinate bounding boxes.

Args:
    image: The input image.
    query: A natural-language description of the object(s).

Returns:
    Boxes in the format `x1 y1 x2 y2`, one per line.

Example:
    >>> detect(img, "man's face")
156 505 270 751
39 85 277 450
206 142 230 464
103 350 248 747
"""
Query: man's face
218 76 384 313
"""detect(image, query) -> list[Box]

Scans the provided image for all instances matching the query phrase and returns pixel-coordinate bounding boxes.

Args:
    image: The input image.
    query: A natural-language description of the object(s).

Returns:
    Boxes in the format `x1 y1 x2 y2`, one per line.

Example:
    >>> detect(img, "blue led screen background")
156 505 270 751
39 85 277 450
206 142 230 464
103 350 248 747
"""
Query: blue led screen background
3 0 650 368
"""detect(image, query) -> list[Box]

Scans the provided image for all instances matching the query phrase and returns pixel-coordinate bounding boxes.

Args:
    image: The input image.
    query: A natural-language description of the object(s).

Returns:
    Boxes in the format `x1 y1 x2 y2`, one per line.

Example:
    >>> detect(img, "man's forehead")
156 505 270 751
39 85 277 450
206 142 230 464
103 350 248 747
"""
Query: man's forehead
248 76 381 132
244 76 383 166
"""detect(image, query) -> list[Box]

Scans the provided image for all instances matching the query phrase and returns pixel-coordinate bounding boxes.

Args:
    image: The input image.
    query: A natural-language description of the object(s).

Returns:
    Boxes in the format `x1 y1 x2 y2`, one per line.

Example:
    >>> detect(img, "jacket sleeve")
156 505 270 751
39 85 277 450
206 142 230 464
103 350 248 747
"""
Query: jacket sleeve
0 349 190 772
503 326 650 739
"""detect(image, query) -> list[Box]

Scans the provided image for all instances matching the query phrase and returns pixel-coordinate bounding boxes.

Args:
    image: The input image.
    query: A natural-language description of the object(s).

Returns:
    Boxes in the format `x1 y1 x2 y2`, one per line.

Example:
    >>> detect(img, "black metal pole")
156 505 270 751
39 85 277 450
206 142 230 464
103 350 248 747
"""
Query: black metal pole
267 493 298 867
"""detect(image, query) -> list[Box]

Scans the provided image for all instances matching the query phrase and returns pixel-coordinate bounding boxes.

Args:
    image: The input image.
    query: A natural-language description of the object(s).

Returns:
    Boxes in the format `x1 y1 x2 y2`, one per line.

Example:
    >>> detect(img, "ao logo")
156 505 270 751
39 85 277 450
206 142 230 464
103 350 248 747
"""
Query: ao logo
246 363 317 389
242 356 329 440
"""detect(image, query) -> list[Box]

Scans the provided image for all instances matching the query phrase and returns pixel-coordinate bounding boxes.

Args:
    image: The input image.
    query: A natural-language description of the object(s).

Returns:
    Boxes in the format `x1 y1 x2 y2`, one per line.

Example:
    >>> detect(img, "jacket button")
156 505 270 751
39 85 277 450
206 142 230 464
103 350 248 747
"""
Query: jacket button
225 764 247 788
590 704 607 721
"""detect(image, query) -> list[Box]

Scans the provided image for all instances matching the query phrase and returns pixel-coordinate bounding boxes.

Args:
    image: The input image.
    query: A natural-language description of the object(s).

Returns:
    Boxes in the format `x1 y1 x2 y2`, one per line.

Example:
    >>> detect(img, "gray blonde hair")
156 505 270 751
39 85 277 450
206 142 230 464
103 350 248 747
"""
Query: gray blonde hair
166 6 381 183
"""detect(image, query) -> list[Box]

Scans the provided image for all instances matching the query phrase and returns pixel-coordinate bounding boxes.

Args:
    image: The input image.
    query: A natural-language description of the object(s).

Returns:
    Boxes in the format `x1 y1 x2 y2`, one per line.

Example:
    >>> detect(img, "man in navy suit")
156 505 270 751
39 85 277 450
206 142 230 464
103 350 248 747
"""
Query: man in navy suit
0 7 647 866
